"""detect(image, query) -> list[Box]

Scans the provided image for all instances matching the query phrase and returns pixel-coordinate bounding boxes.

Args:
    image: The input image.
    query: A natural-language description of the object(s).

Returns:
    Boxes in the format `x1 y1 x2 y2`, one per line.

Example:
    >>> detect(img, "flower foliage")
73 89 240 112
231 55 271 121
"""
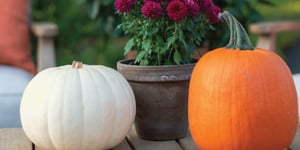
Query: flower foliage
115 0 221 65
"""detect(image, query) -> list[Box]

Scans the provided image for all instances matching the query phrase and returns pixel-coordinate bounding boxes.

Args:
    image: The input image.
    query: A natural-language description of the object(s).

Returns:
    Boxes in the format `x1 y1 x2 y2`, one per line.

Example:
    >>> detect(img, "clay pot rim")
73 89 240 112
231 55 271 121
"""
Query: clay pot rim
117 59 196 82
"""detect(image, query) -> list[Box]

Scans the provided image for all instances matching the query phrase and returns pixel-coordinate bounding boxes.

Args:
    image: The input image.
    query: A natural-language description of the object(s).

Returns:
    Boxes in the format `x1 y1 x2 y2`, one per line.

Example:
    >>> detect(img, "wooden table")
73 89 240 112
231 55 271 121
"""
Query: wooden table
0 125 299 150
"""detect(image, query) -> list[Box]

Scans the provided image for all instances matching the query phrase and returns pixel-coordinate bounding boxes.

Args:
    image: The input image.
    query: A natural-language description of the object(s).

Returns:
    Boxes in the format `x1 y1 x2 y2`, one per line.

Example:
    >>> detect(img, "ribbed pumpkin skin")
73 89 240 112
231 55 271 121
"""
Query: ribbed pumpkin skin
20 64 136 150
189 48 298 150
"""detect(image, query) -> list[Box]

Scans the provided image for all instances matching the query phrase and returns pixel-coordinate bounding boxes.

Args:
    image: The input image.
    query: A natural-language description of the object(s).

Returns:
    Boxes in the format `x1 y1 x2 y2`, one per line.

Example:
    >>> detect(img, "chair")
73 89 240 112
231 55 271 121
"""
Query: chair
250 21 300 51
0 0 58 127
249 21 300 118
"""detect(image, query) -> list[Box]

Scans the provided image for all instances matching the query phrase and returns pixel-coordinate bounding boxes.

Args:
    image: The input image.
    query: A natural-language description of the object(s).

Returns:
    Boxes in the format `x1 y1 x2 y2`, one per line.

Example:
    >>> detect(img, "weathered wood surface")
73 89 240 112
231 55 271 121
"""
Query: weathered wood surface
0 124 299 150
0 128 32 150
31 22 58 72
127 125 184 150
249 21 300 51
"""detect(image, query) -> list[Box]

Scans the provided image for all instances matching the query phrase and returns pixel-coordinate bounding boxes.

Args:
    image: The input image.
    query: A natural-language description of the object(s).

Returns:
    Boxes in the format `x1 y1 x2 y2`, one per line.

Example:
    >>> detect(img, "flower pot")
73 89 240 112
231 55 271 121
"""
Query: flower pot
117 59 195 141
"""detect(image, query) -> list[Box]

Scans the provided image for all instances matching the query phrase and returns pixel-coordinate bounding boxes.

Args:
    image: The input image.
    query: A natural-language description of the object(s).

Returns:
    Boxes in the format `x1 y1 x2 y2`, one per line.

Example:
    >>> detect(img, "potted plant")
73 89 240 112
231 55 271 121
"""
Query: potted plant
115 0 221 140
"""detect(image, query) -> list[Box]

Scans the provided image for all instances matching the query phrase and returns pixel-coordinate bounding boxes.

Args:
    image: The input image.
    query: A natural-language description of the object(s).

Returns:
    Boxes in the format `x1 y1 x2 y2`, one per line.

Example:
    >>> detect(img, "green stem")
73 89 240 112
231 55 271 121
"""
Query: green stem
218 11 254 50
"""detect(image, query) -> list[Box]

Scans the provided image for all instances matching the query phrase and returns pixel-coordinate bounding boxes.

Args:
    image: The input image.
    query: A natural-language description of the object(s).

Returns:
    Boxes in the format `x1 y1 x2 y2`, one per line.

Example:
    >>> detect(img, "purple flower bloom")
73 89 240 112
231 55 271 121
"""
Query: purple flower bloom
198 0 213 12
141 1 163 19
115 0 136 13
167 0 188 21
144 0 170 2
184 0 200 17
196 0 221 24
144 0 156 2
205 5 221 24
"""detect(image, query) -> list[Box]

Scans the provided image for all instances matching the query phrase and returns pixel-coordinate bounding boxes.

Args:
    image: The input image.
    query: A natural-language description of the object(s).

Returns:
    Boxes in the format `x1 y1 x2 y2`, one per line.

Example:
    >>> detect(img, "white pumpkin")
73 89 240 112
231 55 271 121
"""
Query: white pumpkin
20 61 136 150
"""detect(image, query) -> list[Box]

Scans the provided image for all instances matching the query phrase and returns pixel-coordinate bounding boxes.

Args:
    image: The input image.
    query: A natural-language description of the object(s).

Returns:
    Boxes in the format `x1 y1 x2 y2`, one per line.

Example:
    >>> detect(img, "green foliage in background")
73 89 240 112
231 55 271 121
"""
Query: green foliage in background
32 0 124 68
35 0 300 67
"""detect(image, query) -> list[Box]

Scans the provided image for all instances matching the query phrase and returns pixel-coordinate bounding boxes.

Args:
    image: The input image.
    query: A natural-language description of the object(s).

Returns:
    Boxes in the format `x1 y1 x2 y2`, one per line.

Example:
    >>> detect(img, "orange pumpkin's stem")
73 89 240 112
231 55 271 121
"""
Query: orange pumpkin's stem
218 11 254 50
72 61 83 69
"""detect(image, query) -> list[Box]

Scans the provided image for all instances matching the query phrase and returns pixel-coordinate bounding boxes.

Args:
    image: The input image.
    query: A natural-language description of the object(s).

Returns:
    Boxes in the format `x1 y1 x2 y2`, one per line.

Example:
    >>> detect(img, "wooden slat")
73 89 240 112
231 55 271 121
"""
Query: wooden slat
249 21 300 34
35 138 132 150
31 22 58 37
127 137 183 150
127 125 183 150
179 127 300 150
0 128 32 150
0 126 298 150
111 138 132 150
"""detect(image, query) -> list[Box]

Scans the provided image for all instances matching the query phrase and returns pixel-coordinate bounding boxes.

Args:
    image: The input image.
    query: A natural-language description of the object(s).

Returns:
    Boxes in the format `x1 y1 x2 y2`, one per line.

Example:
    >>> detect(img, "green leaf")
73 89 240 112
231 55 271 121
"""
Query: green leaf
124 38 135 55
156 36 164 47
209 25 216 30
195 36 202 45
135 51 147 63
178 28 183 41
173 50 182 65
142 39 151 51
167 36 176 49
140 59 149 65
148 28 159 36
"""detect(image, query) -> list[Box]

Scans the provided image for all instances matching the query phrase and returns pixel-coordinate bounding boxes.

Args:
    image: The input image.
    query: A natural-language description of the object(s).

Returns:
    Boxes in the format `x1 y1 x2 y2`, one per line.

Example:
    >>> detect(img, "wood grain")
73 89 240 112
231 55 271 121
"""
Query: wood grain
0 128 32 150
1 125 299 150
35 138 133 150
249 21 300 34
127 125 183 150
31 22 57 72
249 21 300 51
110 138 132 150
127 137 182 150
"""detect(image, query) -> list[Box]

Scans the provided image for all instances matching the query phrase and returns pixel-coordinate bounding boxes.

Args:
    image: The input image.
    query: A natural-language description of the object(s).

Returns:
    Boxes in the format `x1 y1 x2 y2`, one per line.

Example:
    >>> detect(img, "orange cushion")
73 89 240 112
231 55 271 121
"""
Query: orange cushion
0 0 35 74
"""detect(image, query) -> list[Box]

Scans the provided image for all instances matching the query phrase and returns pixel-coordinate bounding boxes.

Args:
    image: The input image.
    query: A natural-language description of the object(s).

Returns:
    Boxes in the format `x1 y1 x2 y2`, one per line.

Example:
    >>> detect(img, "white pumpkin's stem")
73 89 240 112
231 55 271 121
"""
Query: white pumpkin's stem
72 61 83 69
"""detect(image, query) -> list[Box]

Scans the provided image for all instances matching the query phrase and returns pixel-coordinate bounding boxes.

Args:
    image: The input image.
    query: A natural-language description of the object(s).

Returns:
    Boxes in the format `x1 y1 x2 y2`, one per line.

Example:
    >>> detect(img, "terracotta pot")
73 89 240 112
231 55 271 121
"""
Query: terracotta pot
117 59 195 141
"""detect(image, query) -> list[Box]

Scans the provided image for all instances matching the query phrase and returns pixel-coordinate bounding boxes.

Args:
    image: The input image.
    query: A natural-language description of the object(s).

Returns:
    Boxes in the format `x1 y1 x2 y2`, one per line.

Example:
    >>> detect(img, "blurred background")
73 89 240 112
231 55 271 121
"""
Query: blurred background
31 0 300 68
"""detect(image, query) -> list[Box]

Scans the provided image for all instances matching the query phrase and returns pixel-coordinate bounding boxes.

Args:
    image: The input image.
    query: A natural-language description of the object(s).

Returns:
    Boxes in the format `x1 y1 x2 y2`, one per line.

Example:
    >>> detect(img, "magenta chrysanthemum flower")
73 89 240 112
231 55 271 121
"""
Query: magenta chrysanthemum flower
167 1 188 21
205 5 221 24
144 0 170 2
184 0 200 17
141 1 163 19
197 0 221 23
114 0 135 13
198 0 213 12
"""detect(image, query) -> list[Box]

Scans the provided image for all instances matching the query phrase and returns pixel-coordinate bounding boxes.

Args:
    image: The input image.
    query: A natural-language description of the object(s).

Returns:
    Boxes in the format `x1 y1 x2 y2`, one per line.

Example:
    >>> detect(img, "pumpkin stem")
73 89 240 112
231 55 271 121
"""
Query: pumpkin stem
218 11 254 50
72 61 83 69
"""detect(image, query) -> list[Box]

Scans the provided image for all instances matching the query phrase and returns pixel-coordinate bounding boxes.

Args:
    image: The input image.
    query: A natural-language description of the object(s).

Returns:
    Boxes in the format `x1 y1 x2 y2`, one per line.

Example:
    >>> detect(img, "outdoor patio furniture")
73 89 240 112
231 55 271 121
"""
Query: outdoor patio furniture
0 0 58 128
250 21 300 51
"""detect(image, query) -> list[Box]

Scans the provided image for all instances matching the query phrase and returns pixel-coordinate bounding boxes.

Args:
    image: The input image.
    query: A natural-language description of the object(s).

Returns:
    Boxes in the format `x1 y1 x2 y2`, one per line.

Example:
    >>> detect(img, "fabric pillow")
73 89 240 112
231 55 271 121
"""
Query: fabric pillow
0 65 33 128
0 0 35 74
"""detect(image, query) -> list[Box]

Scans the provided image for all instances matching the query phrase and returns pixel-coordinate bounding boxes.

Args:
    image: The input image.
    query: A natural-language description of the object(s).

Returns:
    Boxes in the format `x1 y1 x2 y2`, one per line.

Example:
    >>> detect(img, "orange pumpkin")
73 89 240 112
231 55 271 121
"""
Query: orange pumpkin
188 11 298 150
